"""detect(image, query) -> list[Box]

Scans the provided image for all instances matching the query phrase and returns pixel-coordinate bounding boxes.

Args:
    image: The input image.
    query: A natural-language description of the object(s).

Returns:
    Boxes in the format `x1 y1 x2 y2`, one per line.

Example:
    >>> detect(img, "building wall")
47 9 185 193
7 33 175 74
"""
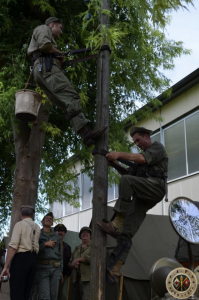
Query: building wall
54 82 199 232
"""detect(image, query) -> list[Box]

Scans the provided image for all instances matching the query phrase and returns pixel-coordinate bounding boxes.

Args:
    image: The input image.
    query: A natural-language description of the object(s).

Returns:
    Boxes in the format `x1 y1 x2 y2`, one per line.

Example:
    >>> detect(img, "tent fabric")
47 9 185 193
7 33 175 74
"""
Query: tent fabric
64 230 81 252
122 278 151 300
107 207 179 280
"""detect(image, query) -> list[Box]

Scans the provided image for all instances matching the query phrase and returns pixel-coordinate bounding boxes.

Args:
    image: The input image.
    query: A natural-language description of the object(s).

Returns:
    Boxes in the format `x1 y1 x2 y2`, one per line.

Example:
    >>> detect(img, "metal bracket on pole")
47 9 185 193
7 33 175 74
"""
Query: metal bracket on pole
62 45 111 67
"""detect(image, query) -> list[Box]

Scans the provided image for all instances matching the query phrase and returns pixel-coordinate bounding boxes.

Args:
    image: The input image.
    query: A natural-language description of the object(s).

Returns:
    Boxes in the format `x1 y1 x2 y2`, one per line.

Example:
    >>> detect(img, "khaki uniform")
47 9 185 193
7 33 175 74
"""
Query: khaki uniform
8 218 40 300
112 141 168 263
27 25 89 133
9 218 40 253
69 242 91 300
35 228 63 300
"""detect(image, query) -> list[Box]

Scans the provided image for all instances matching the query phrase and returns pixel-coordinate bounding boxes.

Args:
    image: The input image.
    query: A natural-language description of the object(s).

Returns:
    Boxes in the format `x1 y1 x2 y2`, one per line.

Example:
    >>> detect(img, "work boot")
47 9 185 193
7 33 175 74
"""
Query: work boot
78 125 108 147
97 213 124 239
107 259 123 285
112 212 124 231
97 219 122 239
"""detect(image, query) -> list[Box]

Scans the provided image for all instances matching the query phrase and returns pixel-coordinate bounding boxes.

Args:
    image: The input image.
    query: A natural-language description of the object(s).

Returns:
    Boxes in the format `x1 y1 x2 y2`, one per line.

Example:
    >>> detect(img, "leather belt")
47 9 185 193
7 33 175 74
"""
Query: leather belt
37 259 59 265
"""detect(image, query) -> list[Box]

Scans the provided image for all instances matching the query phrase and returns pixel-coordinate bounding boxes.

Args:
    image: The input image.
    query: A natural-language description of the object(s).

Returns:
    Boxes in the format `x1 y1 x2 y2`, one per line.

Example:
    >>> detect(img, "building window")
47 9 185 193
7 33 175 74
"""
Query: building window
52 201 63 218
151 110 199 181
53 171 119 217
186 112 199 174
63 177 80 216
151 132 160 143
165 120 186 181
82 173 92 210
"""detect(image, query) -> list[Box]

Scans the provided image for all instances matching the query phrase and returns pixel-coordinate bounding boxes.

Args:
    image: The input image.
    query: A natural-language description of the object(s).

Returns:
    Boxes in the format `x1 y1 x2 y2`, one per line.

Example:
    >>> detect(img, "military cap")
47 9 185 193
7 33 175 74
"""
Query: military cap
42 212 54 220
54 224 67 233
79 226 92 238
45 17 62 25
20 205 35 213
130 126 153 138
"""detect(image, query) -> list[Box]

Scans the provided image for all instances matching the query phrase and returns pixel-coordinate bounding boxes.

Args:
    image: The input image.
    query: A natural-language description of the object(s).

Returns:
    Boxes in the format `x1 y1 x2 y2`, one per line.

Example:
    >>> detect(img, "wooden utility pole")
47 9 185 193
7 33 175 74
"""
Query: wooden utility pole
90 0 110 299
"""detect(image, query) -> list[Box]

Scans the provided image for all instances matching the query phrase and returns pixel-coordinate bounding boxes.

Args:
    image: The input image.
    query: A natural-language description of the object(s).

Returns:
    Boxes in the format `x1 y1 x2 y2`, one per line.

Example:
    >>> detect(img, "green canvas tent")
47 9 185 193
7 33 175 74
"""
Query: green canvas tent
64 207 180 300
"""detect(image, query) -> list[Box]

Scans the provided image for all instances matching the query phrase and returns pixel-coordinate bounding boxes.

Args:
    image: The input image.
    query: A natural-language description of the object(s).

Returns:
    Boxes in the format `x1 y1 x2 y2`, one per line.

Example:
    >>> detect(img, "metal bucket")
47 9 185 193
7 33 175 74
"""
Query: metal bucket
15 89 42 122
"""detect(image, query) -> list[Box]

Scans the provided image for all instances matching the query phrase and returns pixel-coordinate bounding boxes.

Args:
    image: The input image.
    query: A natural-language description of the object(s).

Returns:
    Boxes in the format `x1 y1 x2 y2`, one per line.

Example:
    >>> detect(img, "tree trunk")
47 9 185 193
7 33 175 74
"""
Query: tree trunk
90 0 110 298
10 101 50 235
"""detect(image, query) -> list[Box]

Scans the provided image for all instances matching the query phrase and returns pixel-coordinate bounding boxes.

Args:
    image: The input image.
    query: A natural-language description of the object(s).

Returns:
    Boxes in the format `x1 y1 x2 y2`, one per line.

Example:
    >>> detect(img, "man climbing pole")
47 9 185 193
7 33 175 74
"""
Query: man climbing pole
97 127 168 284
27 17 107 147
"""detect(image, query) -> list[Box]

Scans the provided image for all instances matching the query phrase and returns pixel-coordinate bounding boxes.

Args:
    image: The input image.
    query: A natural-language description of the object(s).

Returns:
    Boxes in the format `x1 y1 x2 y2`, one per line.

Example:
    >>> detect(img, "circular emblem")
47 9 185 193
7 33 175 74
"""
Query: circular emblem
166 267 197 299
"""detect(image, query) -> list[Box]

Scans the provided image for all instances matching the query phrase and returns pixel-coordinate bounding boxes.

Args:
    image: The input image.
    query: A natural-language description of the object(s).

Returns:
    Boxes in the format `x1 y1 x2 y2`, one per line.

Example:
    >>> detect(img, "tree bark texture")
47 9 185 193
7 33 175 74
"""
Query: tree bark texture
90 0 110 298
10 101 50 235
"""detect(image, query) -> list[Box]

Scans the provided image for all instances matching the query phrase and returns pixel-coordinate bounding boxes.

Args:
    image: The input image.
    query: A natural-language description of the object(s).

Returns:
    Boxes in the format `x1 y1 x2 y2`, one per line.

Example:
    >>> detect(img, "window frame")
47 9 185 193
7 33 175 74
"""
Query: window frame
151 110 199 183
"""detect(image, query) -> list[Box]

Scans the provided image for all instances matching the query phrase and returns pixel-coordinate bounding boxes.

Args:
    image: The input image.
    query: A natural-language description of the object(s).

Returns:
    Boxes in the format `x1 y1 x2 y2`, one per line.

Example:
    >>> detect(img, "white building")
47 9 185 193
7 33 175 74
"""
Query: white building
52 68 199 232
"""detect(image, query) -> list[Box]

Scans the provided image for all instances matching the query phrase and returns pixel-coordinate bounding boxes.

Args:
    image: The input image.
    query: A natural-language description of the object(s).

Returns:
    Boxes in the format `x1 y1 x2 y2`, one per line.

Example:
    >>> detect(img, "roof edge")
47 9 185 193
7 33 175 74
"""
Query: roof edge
124 68 199 130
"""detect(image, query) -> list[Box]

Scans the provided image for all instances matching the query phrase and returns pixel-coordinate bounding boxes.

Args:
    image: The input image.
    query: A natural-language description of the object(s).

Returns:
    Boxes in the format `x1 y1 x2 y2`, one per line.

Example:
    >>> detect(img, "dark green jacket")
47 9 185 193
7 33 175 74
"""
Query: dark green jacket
175 237 199 262
37 228 63 271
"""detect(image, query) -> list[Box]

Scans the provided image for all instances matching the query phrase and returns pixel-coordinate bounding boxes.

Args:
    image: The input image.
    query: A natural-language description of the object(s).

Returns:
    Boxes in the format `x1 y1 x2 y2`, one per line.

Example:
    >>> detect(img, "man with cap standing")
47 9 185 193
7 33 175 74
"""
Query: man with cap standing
54 224 71 300
69 226 91 300
97 127 168 284
35 212 63 300
0 205 40 300
27 17 107 147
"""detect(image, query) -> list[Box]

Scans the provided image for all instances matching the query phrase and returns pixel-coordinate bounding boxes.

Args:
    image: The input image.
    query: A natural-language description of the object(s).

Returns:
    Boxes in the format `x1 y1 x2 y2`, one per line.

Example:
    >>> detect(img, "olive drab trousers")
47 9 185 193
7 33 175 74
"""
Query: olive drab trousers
34 62 89 133
80 281 90 300
112 175 165 263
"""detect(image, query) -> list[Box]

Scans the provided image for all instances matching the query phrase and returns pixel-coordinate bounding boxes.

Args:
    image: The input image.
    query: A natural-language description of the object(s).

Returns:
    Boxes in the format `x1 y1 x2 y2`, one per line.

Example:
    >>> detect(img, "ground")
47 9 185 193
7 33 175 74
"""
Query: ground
0 281 10 300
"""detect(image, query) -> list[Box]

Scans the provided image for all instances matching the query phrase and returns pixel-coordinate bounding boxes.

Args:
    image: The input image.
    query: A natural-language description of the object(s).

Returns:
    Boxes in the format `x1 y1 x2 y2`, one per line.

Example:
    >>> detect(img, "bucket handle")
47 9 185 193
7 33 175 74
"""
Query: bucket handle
24 70 33 91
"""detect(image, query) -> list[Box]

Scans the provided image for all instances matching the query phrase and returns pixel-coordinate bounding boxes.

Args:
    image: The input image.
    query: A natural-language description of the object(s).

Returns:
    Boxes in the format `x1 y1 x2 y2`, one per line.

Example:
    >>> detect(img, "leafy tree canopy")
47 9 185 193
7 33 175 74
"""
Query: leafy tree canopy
0 0 194 231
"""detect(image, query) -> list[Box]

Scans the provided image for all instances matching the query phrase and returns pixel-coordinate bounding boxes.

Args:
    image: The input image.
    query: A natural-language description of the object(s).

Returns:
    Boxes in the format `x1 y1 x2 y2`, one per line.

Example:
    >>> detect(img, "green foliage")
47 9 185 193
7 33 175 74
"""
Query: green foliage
41 121 62 138
0 0 195 232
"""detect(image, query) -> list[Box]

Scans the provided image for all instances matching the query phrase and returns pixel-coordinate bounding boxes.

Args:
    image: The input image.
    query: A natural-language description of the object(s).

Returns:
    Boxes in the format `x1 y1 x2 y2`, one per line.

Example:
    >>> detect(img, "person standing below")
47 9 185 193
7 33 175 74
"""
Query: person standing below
54 224 71 300
69 227 91 300
27 17 107 147
0 205 40 300
97 127 168 284
0 249 5 291
35 212 63 300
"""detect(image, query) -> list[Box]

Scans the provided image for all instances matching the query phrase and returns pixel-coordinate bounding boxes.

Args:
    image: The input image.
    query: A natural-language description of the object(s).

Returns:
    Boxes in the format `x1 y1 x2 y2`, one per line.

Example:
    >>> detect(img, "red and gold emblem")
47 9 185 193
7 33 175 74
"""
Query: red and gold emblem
166 268 197 299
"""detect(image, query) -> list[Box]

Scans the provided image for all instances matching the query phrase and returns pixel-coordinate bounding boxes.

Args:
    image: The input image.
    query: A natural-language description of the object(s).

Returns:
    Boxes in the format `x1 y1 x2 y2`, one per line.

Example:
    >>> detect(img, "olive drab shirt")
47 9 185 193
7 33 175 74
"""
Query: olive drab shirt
69 242 91 282
135 141 168 188
27 25 61 69
142 141 168 172
37 228 63 271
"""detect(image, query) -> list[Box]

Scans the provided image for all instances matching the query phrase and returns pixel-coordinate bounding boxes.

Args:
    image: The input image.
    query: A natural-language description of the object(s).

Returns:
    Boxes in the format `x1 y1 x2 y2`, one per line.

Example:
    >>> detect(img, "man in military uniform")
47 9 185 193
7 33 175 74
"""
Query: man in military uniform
27 17 107 147
35 212 63 300
69 227 91 300
54 224 71 300
0 205 40 300
97 127 168 284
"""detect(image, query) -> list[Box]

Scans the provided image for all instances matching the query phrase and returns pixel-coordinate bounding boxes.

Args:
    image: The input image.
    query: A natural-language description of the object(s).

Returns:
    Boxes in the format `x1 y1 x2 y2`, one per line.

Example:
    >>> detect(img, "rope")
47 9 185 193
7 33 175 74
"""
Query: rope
23 70 33 90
